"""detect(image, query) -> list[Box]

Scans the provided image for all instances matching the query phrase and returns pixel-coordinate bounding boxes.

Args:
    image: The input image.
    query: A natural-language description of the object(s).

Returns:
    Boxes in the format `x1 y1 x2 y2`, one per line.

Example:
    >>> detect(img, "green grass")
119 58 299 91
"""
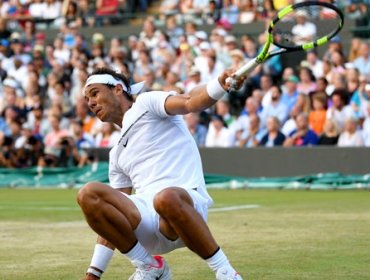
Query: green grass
0 189 369 279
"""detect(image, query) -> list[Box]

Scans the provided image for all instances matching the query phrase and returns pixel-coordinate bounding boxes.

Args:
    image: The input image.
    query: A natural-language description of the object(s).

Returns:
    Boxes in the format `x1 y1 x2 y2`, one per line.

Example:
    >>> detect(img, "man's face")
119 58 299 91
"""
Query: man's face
84 84 120 122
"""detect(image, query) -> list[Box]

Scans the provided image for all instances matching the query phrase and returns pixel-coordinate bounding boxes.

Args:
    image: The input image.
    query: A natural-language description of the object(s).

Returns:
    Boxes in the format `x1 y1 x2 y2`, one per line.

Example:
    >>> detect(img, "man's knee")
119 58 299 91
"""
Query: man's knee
153 187 193 217
77 182 107 209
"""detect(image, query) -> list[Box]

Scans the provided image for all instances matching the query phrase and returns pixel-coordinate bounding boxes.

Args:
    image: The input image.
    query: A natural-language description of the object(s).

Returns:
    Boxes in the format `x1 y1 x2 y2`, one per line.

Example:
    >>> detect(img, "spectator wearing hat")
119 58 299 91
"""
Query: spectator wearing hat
224 35 238 53
206 114 233 147
14 122 33 149
229 49 245 71
185 66 202 92
194 41 212 73
0 78 23 112
281 75 299 113
291 10 317 45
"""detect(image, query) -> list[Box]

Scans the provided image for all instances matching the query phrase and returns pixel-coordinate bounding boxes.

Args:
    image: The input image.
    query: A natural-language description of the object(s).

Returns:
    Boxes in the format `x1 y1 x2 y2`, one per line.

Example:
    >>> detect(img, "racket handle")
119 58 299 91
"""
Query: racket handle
234 58 260 78
225 58 260 89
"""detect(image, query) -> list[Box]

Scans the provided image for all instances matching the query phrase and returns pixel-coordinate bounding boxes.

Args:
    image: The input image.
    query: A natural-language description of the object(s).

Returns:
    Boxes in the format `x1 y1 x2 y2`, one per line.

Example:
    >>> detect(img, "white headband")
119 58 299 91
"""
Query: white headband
83 74 145 96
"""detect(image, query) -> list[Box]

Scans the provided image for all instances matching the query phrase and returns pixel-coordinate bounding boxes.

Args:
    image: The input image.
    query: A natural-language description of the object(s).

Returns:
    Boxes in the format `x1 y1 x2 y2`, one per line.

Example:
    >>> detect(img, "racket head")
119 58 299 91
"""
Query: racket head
268 1 344 52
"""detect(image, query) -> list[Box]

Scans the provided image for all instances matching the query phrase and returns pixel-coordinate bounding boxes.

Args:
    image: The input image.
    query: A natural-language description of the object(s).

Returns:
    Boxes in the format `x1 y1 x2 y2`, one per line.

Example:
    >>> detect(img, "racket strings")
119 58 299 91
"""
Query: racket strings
272 5 342 49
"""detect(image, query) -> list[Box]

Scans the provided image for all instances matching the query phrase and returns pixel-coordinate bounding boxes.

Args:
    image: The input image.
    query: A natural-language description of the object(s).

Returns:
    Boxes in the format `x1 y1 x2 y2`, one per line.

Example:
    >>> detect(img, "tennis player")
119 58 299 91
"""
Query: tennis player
78 67 244 280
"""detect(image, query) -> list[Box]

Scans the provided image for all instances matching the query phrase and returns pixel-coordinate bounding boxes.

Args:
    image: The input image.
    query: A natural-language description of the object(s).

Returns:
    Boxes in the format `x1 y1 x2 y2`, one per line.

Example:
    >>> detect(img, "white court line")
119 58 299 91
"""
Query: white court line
0 204 260 212
209 204 260 212
0 206 79 211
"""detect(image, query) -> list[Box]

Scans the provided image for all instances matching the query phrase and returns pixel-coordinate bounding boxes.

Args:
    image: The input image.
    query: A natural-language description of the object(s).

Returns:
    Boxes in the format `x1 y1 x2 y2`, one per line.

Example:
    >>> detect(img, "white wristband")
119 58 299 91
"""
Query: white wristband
87 267 102 278
207 78 227 100
90 244 114 272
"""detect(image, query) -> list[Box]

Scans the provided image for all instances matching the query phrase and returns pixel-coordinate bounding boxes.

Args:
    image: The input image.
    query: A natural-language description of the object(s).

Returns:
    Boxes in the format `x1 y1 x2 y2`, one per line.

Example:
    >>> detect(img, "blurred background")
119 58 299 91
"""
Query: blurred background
0 0 369 188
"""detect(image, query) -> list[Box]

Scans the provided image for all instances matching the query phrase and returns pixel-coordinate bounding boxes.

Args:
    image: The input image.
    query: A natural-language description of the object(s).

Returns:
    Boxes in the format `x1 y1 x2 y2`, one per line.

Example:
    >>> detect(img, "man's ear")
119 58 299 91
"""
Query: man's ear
114 84 124 97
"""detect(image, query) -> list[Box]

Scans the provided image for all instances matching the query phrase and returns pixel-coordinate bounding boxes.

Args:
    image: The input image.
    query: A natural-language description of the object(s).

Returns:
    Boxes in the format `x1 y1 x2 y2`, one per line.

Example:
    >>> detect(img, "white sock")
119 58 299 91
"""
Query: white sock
123 241 157 266
206 248 231 272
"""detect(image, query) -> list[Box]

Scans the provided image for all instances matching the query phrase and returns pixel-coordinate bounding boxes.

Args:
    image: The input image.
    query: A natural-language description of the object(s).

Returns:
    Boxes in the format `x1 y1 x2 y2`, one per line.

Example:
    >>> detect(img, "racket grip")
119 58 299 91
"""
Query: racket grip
234 58 260 78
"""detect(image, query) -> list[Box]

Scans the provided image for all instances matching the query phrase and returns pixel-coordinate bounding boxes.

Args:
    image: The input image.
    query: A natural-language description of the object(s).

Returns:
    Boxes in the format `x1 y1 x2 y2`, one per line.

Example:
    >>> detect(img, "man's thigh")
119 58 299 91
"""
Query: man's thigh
121 188 209 255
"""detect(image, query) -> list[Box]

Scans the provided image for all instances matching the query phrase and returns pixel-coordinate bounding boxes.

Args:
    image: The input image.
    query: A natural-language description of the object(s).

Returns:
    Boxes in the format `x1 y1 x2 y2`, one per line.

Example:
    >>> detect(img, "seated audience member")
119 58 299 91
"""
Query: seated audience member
59 136 92 167
326 89 355 130
184 112 208 147
350 78 369 119
259 116 285 147
260 85 289 129
70 119 95 149
309 93 327 135
205 114 232 147
0 135 17 168
94 122 121 147
236 114 266 147
297 67 317 95
281 75 299 113
337 117 364 147
352 41 370 77
281 94 311 137
215 99 236 127
362 102 370 146
283 112 319 146
318 118 340 145
44 114 69 147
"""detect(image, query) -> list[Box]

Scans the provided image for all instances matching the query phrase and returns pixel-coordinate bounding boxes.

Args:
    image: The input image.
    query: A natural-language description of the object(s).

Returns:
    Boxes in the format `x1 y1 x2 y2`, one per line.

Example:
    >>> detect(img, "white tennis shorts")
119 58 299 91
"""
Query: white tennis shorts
121 188 209 255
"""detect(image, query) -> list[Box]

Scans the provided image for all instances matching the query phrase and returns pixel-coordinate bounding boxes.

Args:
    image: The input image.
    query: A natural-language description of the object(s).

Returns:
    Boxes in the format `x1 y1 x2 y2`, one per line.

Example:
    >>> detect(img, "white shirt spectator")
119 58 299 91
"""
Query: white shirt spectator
205 123 232 147
29 1 47 18
337 130 364 147
292 21 317 45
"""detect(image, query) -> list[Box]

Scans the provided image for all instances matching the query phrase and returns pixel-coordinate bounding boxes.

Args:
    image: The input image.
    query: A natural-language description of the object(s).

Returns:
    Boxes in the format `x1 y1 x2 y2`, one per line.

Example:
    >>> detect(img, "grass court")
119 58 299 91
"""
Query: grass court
0 188 369 280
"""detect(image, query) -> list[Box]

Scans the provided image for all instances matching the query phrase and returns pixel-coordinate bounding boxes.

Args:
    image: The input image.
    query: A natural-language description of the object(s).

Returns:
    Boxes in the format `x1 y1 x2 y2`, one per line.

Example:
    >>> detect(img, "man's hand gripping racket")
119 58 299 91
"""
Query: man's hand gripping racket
226 0 344 90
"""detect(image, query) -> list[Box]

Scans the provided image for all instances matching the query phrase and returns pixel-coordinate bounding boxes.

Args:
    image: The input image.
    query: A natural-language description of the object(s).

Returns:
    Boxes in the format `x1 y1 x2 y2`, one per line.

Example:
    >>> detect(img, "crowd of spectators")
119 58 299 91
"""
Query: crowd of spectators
0 0 369 168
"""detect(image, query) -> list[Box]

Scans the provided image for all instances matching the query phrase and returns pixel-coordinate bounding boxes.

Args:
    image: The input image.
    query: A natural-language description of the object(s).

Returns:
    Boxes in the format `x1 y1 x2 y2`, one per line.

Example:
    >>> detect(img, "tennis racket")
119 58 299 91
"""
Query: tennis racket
228 0 344 85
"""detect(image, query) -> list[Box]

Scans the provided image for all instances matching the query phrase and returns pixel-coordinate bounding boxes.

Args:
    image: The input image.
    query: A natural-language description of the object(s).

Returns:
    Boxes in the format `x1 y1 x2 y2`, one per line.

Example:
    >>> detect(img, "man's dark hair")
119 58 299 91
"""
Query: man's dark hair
89 68 133 101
